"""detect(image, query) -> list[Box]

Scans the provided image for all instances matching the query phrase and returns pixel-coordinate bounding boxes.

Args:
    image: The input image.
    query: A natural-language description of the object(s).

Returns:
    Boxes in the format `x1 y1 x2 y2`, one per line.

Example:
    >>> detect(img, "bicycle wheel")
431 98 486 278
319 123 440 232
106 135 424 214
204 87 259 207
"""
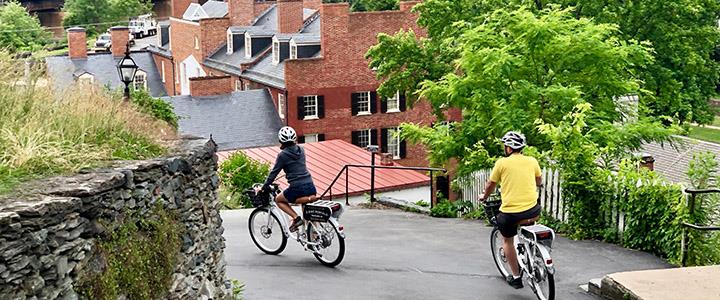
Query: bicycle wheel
530 246 555 300
248 208 287 255
307 221 345 267
490 228 513 278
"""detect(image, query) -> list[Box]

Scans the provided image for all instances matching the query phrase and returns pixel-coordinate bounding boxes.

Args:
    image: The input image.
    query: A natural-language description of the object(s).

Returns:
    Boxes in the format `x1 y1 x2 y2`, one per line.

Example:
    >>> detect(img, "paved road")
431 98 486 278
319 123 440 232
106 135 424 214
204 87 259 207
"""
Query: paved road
222 207 670 300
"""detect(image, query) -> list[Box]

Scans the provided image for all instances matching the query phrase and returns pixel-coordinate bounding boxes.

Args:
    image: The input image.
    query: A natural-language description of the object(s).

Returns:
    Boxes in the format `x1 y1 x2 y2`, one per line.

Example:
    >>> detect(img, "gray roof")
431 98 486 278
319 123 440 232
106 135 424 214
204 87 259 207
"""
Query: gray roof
147 44 171 57
45 51 167 97
166 89 282 151
241 53 285 89
301 10 321 34
642 136 720 185
202 0 228 18
291 33 320 45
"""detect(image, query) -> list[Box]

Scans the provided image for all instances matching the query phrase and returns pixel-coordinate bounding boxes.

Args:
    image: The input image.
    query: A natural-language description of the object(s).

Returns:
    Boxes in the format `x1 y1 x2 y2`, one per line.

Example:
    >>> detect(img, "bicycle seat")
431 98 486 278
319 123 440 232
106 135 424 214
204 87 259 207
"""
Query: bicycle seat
518 216 540 227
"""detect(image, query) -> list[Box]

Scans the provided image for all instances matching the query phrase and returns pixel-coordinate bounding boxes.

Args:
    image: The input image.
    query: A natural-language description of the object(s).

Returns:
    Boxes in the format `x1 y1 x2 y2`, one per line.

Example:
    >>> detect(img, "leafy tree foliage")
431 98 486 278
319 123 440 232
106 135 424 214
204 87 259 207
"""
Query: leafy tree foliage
0 1 51 52
322 0 399 11
63 0 152 34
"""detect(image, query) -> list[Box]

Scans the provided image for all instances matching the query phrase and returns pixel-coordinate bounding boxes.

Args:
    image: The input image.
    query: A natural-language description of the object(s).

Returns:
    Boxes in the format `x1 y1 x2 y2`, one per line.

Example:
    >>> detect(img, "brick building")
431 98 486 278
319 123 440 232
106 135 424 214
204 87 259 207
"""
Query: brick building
150 0 454 167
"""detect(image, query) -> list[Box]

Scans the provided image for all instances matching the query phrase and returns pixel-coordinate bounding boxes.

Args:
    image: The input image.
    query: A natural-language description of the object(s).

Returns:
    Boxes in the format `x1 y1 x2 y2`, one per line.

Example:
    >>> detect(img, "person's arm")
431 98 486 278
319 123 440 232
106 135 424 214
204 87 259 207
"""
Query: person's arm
480 181 497 201
534 159 543 187
480 160 502 201
263 154 284 189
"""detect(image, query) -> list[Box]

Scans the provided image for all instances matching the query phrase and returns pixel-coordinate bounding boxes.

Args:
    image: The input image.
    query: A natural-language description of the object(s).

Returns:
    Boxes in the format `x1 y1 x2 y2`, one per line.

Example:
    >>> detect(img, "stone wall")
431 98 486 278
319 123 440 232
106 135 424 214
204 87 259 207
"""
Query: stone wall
0 138 229 299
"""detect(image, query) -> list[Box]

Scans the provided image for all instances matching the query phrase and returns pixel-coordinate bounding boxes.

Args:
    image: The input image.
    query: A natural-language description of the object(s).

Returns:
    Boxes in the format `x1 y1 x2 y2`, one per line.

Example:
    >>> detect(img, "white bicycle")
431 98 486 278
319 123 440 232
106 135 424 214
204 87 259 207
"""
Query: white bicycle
245 183 346 267
483 198 556 300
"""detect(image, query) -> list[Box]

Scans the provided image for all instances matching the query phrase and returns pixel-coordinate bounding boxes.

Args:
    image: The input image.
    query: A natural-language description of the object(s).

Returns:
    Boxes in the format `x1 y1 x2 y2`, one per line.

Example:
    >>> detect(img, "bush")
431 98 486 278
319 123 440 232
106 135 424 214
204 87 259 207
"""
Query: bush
415 200 429 207
218 151 270 209
430 200 458 218
684 152 720 266
130 89 179 128
0 52 172 194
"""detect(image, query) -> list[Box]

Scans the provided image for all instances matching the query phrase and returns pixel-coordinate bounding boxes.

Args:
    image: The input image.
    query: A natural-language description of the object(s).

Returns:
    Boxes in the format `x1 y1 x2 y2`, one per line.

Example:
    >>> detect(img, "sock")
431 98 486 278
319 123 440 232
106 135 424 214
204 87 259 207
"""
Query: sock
513 275 520 280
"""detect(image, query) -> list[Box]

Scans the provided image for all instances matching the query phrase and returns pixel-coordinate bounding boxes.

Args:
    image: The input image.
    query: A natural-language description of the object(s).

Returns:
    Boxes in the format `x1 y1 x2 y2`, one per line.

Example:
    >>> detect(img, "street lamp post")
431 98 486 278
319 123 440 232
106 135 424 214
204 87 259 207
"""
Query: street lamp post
366 145 380 203
116 43 138 101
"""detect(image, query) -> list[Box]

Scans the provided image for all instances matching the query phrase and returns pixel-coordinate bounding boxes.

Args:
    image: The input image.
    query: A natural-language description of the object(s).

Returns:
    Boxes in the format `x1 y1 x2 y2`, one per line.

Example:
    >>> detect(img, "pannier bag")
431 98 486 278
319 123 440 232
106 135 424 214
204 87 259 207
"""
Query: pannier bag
303 201 343 222
244 189 270 207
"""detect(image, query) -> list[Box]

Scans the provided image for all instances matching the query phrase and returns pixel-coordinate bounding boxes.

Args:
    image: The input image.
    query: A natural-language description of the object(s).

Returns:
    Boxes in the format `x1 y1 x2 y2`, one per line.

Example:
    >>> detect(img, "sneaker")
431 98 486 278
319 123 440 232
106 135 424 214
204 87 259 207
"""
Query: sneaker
506 276 523 289
289 216 303 232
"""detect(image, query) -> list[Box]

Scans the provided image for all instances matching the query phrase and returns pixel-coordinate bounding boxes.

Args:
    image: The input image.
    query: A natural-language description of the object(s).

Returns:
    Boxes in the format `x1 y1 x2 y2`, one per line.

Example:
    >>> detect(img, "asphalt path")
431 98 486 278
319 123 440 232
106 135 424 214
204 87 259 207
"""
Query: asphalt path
222 207 669 300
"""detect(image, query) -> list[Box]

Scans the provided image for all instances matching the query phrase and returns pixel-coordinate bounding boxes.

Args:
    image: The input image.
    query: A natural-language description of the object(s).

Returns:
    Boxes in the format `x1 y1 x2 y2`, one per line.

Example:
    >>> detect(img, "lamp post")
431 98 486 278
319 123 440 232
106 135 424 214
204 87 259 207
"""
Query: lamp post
366 145 380 203
116 43 138 101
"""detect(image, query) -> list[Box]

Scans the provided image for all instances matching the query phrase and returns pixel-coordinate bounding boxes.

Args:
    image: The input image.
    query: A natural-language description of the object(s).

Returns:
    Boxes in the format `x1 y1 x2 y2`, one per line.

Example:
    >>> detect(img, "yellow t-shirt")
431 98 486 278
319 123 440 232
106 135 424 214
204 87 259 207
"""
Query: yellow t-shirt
489 153 541 213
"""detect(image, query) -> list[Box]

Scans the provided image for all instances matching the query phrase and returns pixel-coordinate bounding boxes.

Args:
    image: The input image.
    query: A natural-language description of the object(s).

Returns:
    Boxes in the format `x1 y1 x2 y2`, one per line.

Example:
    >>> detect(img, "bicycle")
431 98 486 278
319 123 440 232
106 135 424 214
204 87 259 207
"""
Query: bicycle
483 197 556 300
244 183 346 267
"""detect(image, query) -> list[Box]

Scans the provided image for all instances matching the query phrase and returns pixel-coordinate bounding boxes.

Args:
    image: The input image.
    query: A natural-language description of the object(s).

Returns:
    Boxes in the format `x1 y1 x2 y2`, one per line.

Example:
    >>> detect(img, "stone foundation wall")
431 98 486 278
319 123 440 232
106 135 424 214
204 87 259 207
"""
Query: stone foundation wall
0 138 229 299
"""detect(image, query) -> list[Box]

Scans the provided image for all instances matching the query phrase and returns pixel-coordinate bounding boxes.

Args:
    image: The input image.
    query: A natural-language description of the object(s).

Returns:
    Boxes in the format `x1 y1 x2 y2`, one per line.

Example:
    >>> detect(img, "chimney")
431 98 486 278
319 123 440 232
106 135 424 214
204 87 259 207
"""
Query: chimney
278 0 304 34
303 0 321 10
67 27 87 59
172 0 198 18
640 154 655 171
399 1 421 12
228 0 254 26
189 75 233 97
110 26 130 57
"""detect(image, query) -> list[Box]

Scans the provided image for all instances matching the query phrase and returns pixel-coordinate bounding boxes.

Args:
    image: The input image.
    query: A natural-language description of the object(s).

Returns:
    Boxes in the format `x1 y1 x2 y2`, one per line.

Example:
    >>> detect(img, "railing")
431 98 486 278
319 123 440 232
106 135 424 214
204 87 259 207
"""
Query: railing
319 164 446 208
457 168 565 221
681 188 720 266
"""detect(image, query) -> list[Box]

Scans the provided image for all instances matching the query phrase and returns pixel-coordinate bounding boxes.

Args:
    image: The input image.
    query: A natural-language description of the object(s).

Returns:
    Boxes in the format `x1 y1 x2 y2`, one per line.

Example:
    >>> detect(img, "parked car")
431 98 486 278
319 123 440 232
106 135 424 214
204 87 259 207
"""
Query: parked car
94 32 135 52
129 14 157 38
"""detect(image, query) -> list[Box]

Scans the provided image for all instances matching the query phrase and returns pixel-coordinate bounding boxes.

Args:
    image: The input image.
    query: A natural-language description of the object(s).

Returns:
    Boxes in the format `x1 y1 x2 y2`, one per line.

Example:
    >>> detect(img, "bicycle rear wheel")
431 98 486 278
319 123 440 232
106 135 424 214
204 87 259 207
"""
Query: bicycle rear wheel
307 221 345 267
248 208 287 255
530 246 555 300
490 228 513 278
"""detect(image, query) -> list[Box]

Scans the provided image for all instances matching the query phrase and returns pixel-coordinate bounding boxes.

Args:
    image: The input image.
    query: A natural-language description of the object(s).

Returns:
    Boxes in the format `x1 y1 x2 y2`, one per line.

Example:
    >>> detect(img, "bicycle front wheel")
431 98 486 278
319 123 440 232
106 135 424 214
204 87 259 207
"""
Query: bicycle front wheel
248 207 287 255
530 246 555 300
307 221 345 267
490 228 513 279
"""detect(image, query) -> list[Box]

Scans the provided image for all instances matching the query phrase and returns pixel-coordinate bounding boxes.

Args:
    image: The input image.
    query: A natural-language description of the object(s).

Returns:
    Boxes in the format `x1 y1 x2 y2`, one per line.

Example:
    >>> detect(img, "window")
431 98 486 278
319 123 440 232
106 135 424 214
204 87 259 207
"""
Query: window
235 80 242 91
302 95 318 119
227 31 233 54
133 70 147 90
387 127 401 159
243 81 250 90
304 134 319 143
194 36 199 50
161 61 166 83
357 129 371 148
272 41 280 64
278 94 285 118
387 91 400 112
78 73 94 85
357 91 371 115
290 44 297 59
245 34 252 58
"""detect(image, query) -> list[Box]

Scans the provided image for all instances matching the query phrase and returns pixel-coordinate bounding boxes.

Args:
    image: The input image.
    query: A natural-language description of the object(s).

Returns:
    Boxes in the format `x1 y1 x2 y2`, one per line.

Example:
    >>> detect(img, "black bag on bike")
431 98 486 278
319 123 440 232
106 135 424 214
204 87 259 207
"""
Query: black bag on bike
245 189 271 207
303 201 342 222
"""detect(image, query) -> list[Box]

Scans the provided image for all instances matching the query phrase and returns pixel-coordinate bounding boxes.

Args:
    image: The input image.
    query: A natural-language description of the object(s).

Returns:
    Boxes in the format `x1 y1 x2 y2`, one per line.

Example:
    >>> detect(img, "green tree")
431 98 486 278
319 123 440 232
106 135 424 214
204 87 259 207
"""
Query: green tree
0 1 50 52
63 0 152 34
322 0 398 11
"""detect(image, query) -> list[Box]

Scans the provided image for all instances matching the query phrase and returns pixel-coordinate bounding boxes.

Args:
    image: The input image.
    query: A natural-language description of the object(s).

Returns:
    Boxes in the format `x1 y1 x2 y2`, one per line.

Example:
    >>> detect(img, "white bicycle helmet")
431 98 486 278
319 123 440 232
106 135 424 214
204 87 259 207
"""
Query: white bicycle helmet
501 131 526 150
278 126 297 143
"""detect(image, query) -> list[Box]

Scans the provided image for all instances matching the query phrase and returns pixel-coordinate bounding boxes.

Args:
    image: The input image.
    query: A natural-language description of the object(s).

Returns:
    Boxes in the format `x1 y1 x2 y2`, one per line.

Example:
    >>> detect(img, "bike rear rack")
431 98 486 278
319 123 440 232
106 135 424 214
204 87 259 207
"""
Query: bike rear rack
680 188 720 266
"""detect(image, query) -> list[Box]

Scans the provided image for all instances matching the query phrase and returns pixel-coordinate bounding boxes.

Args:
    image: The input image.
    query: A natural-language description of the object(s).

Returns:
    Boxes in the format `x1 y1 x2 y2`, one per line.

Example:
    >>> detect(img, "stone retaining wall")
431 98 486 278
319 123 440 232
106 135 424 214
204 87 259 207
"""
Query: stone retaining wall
0 138 229 299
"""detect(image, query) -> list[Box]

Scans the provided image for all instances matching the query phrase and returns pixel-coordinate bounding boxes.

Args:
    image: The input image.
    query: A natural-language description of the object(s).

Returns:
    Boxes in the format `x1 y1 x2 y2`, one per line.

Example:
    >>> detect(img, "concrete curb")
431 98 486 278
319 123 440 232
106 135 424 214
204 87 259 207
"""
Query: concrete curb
588 266 720 300
376 196 431 215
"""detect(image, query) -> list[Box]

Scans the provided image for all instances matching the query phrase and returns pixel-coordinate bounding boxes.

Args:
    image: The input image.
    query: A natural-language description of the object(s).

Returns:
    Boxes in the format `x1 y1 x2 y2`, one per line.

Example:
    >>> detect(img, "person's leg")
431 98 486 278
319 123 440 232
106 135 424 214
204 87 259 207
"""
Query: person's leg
295 194 317 204
503 236 521 277
274 193 298 219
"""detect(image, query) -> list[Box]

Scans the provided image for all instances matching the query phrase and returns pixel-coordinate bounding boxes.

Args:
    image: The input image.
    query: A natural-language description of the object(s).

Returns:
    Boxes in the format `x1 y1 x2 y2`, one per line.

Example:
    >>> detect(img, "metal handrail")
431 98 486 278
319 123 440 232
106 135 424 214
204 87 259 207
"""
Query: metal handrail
318 164 446 207
681 188 720 266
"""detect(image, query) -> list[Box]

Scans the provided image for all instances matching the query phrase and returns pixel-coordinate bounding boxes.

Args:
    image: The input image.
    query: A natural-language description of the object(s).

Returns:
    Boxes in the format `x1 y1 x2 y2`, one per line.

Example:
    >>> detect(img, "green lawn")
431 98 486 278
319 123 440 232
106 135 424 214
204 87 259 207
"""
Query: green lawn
713 116 720 127
688 126 720 144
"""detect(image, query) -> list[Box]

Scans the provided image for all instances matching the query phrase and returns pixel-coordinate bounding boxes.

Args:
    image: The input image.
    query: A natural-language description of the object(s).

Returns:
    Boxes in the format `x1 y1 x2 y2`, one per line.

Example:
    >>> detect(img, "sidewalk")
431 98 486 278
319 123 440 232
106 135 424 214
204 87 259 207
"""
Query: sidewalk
593 265 720 300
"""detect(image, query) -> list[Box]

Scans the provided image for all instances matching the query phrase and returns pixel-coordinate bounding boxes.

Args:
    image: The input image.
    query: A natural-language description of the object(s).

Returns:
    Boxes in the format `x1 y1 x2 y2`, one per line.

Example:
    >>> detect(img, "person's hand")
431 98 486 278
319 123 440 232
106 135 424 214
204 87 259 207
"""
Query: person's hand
479 194 487 202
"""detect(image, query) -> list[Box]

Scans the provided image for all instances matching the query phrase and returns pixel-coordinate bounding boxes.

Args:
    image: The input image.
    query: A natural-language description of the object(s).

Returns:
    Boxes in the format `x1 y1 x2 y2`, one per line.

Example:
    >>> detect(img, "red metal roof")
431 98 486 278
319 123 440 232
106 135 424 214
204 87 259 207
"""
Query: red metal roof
216 140 429 198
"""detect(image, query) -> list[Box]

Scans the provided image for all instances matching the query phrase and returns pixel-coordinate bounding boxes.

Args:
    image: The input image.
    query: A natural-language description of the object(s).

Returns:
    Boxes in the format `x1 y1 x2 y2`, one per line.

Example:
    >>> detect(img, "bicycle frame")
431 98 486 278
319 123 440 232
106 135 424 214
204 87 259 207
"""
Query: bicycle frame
515 233 555 276
262 193 345 248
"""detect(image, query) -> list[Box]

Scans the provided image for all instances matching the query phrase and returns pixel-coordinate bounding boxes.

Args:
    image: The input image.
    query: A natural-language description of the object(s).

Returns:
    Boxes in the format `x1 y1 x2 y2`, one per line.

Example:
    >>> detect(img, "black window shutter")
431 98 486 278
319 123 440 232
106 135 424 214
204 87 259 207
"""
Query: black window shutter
381 96 387 113
380 128 388 153
297 96 304 120
399 92 407 112
317 96 325 119
298 136 305 144
370 129 378 146
318 134 325 141
399 140 407 158
370 91 378 114
351 131 360 146
351 93 359 116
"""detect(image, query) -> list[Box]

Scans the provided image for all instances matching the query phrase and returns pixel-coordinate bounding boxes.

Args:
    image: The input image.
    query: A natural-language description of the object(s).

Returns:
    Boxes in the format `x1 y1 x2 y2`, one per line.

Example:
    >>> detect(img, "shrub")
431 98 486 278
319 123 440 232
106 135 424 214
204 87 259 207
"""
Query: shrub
130 89 179 128
415 200 429 207
430 200 458 218
218 151 270 209
684 151 720 266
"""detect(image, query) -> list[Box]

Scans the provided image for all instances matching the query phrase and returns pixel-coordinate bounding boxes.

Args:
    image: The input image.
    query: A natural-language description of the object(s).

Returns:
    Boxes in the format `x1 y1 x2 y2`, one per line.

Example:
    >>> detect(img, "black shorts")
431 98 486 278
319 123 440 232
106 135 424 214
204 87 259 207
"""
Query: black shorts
497 204 541 238
282 182 317 203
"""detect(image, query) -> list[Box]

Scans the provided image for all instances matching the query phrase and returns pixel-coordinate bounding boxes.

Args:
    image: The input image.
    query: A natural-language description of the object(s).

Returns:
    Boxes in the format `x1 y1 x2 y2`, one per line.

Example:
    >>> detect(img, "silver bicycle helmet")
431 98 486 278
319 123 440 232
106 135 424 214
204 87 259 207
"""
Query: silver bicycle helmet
278 126 297 143
501 131 526 150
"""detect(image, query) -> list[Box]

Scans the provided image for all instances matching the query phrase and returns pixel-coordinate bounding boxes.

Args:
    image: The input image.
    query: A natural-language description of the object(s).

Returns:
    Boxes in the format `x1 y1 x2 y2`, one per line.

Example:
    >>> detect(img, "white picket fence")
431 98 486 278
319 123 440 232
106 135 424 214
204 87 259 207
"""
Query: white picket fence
457 168 567 222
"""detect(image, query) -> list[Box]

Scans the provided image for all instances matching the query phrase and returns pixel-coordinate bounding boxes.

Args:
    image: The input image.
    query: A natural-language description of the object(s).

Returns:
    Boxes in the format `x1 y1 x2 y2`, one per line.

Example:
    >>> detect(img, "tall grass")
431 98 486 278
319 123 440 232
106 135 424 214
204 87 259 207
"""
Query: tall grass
0 52 174 193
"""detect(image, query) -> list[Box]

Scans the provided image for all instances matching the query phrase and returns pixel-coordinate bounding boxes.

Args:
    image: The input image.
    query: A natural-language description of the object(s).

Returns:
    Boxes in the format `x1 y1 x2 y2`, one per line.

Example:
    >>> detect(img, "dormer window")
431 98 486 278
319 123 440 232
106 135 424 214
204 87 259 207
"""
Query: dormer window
272 40 280 65
133 70 148 90
245 33 252 58
78 73 94 85
290 44 297 59
227 30 233 54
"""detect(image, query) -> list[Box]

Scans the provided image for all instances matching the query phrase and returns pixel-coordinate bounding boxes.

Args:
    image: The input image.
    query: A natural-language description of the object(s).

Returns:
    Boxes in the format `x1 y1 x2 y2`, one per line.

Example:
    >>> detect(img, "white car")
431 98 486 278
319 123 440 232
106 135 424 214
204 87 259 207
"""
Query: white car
94 32 135 52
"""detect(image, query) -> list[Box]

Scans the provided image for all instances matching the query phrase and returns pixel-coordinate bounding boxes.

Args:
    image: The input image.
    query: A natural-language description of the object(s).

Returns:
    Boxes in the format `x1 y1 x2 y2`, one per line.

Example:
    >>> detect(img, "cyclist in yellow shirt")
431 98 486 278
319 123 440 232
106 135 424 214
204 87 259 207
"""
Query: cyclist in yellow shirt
480 131 542 289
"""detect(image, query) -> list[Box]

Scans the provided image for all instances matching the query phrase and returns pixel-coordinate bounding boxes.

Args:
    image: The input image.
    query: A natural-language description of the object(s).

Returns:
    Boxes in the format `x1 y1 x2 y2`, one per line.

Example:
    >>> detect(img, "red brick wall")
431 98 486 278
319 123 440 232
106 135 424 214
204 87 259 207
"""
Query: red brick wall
278 0 304 33
228 0 277 26
67 27 87 59
110 26 129 57
283 2 433 167
303 0 321 10
171 0 197 18
151 54 178 95
199 17 231 59
190 75 233 96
